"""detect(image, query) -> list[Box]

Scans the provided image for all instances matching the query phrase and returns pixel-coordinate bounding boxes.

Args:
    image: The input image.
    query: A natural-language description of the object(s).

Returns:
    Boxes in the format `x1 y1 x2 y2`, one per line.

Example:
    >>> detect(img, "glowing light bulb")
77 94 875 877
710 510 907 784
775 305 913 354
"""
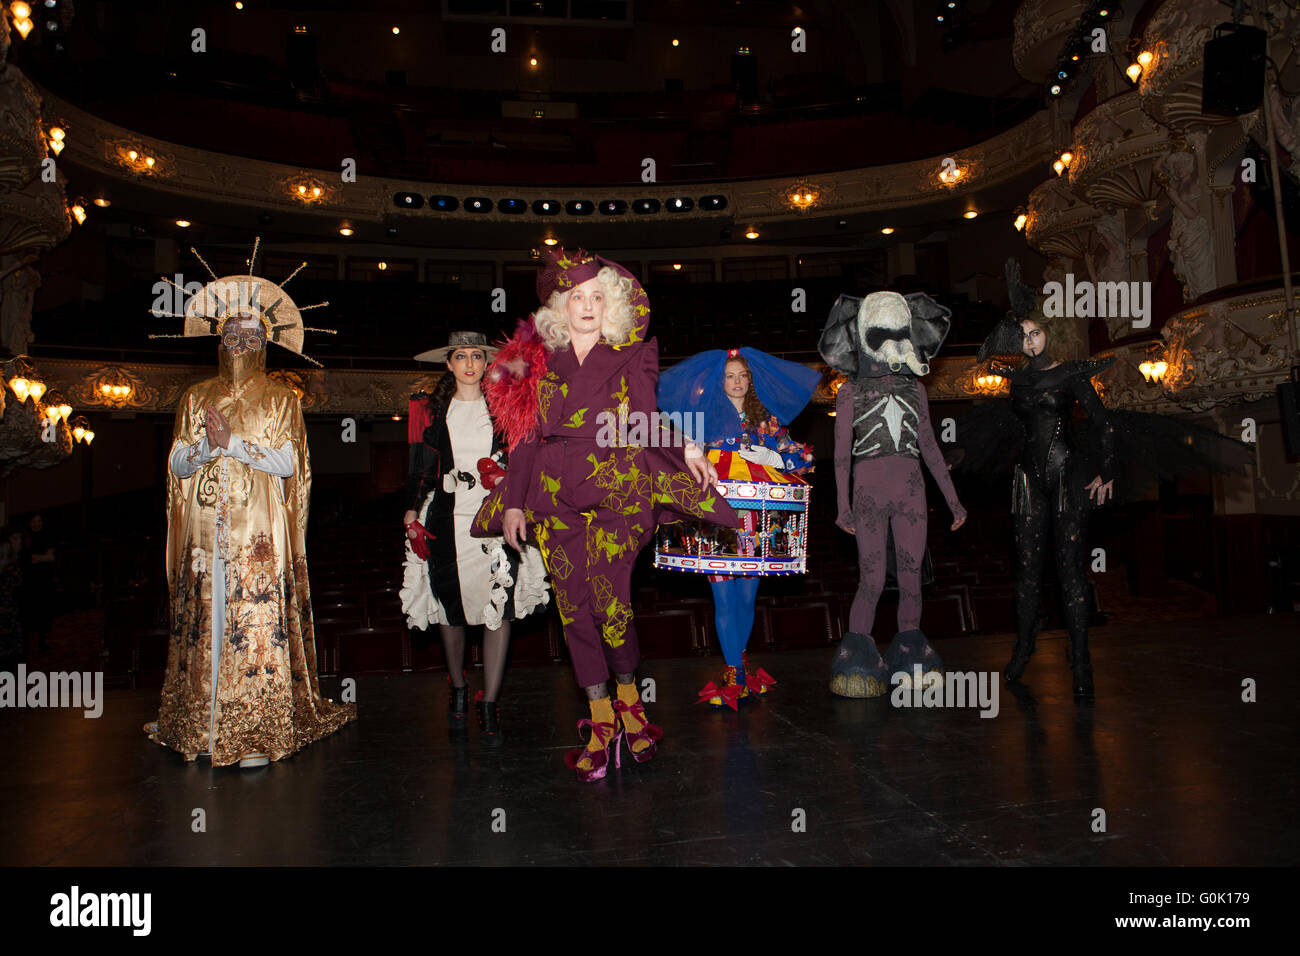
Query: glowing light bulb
963 210 978 219
71 204 86 224
1126 63 1142 82
175 219 191 228
1014 213 1028 231
1138 50 1154 68
27 381 45 402
127 150 138 161
94 198 110 207
881 227 895 235
11 377 30 401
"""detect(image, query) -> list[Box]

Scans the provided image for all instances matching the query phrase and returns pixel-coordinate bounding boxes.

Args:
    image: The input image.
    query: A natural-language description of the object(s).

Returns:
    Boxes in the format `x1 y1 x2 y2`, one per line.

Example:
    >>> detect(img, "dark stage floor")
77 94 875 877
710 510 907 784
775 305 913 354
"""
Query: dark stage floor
2 614 1296 866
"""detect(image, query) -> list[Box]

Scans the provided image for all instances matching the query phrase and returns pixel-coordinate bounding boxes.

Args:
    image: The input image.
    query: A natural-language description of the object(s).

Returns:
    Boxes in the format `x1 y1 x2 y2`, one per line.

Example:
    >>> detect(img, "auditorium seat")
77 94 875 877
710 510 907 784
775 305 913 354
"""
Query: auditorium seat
634 609 701 660
337 626 406 675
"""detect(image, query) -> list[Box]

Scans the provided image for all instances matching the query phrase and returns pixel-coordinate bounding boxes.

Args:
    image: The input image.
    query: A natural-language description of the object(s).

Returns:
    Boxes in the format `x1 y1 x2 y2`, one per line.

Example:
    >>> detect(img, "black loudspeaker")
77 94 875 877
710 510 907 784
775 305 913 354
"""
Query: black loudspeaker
1278 379 1300 458
731 53 757 103
285 32 319 90
1201 22 1266 116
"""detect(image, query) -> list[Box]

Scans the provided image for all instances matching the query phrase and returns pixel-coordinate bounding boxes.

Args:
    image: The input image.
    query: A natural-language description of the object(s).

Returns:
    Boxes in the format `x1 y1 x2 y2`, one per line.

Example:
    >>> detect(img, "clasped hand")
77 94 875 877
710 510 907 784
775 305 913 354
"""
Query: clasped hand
204 405 231 450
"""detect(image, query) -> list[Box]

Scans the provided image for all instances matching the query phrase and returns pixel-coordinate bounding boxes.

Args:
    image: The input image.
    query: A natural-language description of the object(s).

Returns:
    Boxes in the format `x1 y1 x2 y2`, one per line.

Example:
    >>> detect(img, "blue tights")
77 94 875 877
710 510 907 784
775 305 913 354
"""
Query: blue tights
710 576 761 670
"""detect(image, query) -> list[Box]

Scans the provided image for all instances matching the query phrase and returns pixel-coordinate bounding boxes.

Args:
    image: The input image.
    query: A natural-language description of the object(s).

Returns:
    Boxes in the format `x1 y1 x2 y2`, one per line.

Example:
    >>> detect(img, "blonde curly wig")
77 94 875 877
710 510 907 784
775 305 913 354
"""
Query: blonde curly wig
533 266 637 351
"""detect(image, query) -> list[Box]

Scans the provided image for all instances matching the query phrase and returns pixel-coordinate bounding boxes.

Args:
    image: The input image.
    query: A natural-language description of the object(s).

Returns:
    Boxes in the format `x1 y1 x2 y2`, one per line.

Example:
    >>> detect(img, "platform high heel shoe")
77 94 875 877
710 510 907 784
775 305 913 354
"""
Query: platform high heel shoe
614 697 662 763
564 697 622 782
475 691 503 747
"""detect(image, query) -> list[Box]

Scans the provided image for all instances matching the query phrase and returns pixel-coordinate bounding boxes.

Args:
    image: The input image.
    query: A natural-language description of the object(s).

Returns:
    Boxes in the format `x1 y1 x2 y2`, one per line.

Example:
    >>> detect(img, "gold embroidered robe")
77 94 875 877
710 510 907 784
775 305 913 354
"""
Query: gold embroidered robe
154 352 355 765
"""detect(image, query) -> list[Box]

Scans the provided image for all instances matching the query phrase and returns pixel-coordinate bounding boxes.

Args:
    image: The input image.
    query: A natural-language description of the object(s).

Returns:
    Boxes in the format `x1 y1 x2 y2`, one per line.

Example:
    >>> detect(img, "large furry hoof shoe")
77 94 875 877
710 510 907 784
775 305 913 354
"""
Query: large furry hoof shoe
238 753 270 769
884 629 944 688
830 632 890 698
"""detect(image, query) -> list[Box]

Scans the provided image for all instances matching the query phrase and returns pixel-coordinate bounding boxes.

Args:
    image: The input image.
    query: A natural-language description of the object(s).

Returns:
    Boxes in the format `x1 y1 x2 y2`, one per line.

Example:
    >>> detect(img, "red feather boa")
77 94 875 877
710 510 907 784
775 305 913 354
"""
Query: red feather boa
483 318 549 452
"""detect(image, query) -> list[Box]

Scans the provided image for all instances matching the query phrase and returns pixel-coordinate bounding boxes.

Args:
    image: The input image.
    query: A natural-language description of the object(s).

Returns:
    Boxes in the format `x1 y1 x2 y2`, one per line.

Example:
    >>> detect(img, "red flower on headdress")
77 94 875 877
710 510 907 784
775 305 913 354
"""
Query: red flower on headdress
727 348 740 358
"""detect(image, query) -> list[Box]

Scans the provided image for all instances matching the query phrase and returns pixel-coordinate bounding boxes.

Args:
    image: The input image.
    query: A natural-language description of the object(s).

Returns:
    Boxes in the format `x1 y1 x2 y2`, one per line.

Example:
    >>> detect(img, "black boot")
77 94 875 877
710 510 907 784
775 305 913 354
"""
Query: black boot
475 691 502 747
1004 632 1036 684
448 673 469 732
1068 640 1094 697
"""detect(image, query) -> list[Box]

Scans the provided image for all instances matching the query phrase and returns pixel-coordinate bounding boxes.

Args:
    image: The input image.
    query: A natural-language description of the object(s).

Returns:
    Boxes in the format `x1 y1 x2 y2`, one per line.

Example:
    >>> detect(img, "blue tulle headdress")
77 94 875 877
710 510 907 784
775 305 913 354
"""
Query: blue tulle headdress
657 347 822 443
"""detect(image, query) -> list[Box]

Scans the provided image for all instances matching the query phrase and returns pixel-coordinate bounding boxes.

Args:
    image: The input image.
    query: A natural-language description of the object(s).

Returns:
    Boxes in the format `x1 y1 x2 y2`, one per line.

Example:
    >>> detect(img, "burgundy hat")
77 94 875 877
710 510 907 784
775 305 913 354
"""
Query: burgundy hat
535 247 644 304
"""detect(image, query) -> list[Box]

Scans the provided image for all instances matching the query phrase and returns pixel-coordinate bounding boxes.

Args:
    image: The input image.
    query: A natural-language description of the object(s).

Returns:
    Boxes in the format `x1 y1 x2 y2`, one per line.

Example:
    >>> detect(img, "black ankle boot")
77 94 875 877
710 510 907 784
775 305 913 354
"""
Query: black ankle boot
475 691 502 747
1067 636 1093 697
1004 634 1036 683
448 674 469 731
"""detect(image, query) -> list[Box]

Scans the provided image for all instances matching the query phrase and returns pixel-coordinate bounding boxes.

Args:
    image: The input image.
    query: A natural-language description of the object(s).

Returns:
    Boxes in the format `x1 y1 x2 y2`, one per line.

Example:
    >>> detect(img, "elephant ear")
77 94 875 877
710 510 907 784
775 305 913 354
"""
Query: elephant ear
818 293 863 376
904 292 952 365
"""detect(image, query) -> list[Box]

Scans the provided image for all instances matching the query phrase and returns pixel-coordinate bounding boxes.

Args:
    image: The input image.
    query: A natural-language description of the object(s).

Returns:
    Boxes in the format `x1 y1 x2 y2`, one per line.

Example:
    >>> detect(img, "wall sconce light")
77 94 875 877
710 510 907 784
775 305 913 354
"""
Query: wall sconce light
1013 206 1029 231
1138 360 1168 383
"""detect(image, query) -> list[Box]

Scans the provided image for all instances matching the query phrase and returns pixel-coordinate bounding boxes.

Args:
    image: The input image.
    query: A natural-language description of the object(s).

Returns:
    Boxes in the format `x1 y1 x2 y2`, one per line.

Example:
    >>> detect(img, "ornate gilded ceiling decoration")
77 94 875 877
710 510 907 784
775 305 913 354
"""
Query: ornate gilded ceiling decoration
42 84 1056 226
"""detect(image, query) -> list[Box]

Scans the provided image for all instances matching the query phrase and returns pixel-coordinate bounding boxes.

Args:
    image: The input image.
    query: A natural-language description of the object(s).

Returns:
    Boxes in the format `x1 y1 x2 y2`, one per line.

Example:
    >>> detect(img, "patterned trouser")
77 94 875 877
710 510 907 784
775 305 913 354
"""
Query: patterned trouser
848 457 928 635
532 458 645 689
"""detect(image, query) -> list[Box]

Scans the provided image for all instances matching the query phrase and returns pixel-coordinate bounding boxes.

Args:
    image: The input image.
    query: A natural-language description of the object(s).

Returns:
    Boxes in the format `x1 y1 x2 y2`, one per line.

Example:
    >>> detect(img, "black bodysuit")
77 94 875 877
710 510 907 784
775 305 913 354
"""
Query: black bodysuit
1006 360 1114 658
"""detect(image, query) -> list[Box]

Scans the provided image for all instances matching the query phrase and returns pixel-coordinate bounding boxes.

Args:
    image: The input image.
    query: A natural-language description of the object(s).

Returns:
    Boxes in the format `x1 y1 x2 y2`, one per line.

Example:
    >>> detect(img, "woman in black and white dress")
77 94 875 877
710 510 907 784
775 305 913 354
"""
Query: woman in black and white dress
401 332 548 741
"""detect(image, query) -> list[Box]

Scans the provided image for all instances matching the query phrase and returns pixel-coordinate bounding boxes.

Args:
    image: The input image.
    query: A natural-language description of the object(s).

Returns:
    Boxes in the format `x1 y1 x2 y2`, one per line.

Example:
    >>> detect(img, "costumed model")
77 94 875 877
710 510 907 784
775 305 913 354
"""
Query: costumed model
147 242 355 767
473 248 738 781
401 331 549 743
822 290 967 698
948 260 1252 697
656 347 818 708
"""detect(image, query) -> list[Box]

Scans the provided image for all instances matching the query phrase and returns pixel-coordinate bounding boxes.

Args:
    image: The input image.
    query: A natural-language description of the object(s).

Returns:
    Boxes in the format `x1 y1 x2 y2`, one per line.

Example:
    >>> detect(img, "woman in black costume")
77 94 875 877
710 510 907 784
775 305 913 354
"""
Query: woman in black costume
952 262 1251 697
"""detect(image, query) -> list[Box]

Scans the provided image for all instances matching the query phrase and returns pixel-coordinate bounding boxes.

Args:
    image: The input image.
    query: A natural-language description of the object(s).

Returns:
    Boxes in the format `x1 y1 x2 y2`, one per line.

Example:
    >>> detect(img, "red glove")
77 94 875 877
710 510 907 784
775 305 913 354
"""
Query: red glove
405 520 436 560
477 456 507 491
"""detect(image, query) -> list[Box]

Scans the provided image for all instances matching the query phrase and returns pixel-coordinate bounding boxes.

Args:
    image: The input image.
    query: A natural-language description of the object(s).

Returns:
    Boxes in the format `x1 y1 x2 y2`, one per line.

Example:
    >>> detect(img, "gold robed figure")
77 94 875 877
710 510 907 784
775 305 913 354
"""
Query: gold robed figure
151 298 355 766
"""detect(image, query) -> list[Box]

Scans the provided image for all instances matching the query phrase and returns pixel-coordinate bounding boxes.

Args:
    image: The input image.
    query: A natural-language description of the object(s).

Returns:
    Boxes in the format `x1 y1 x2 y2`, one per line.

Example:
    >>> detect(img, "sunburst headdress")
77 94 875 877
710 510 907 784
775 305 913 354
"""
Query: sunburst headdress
149 238 335 366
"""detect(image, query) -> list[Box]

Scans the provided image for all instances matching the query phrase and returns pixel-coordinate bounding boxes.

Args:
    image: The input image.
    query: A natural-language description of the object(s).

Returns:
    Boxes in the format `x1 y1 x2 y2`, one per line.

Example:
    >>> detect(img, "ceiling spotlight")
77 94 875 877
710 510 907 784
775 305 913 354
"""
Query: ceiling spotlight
532 199 560 215
429 195 458 211
529 57 538 68
632 198 661 214
744 228 759 239
600 199 629 215
377 261 387 271
465 197 493 213
1049 84 1063 96
963 210 978 219
881 227 894 235
543 237 558 246
235 1 243 8
672 263 682 270
93 198 110 207
392 26 400 35
339 225 354 236
564 200 593 215
393 191 424 209
699 195 728 211
672 38 679 46
175 219 191 228
667 197 694 212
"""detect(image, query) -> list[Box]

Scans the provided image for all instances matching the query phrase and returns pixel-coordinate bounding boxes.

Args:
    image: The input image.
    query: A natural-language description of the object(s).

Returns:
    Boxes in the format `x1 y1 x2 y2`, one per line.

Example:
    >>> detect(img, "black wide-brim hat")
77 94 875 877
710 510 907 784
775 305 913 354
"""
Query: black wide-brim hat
414 330 499 363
